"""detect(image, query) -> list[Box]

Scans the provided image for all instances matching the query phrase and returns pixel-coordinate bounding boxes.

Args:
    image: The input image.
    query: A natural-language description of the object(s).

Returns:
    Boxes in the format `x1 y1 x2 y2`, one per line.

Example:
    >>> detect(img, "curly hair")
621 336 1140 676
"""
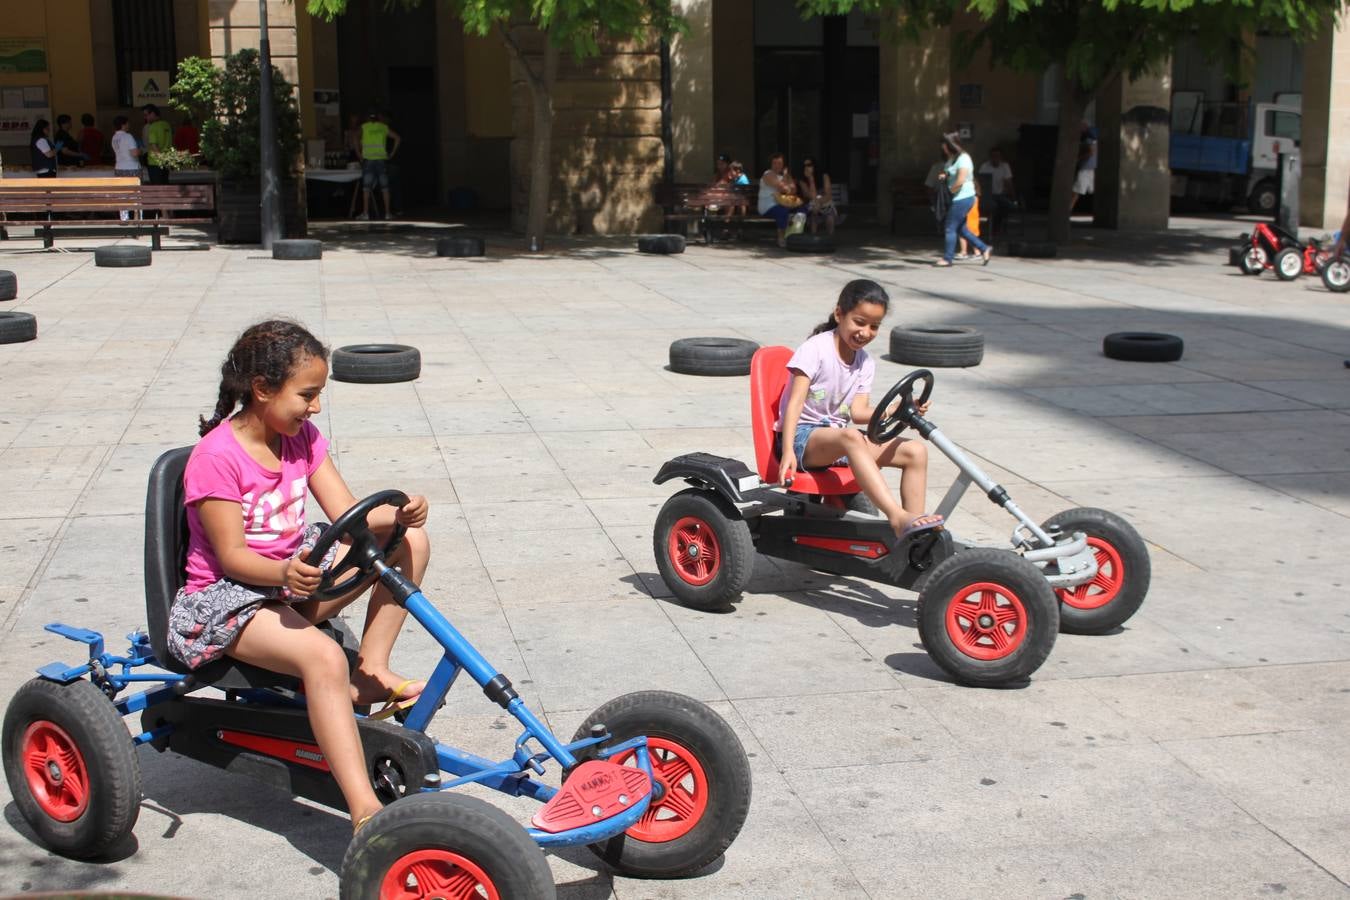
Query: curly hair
198 320 328 436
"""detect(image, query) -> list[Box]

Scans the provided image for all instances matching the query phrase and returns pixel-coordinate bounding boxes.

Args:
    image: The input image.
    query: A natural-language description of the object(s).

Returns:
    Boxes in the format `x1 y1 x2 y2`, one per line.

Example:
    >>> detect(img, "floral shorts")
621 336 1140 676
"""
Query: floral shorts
167 523 337 670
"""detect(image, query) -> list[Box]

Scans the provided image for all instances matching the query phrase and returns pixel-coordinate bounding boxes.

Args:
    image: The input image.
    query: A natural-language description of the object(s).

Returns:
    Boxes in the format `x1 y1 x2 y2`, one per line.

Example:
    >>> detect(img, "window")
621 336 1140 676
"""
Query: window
112 0 177 106
1265 109 1301 143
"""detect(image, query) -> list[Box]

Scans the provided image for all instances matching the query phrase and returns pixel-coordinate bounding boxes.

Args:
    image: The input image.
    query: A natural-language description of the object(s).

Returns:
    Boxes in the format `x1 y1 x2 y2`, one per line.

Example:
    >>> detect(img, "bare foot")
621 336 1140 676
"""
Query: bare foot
350 668 425 707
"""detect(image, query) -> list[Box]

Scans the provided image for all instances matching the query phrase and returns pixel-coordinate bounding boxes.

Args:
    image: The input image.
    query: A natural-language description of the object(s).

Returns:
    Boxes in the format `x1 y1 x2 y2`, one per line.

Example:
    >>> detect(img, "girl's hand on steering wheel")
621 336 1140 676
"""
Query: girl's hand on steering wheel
778 451 798 485
283 557 322 598
395 494 428 529
917 399 931 416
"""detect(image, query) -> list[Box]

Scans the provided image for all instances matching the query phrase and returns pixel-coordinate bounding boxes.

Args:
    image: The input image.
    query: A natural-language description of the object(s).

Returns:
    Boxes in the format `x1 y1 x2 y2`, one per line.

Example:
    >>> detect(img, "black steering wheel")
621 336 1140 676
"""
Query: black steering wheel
302 490 409 603
866 369 934 444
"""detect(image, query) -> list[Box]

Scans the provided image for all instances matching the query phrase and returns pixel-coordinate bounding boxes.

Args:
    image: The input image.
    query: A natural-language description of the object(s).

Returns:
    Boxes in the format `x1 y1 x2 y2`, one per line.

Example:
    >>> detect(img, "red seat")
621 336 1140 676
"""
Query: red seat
750 346 860 496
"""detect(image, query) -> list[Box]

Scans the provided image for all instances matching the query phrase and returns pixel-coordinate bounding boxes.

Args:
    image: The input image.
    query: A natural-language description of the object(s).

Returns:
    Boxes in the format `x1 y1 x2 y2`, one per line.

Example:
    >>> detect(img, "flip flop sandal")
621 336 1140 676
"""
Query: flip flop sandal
367 678 424 721
898 515 945 540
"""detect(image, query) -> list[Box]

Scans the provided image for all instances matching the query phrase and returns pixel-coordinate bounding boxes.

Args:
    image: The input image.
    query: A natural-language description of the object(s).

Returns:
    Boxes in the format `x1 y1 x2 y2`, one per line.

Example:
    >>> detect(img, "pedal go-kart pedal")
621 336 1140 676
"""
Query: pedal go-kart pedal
531 759 652 833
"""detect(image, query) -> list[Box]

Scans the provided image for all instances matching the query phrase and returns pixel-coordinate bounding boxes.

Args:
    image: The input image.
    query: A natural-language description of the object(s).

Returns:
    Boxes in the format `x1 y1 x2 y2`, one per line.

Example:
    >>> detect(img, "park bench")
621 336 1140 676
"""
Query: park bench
0 178 216 250
654 182 775 245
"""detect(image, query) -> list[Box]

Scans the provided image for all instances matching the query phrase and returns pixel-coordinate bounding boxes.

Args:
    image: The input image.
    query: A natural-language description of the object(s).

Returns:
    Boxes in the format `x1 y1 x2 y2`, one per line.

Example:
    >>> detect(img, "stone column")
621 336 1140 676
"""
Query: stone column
877 18 950 225
1095 67 1171 231
1300 14 1350 230
670 0 713 181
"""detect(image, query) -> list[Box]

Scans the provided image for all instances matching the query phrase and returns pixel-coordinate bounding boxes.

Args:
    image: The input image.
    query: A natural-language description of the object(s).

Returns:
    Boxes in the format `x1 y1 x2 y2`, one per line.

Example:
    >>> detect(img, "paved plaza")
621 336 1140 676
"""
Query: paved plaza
0 218 1347 899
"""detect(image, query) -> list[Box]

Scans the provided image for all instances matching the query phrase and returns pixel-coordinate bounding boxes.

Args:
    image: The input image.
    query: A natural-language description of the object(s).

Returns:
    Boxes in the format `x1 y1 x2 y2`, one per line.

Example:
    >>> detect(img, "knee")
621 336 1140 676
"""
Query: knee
898 440 928 467
841 428 867 451
397 525 430 566
302 637 350 685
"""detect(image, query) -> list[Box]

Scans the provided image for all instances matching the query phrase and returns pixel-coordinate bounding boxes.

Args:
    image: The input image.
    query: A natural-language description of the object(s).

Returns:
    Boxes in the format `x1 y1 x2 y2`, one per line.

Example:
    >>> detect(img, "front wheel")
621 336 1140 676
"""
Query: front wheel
654 489 755 610
1042 507 1151 634
571 690 752 878
1239 246 1268 275
1275 247 1304 281
2 678 142 858
339 792 555 900
1322 257 1350 293
917 549 1059 687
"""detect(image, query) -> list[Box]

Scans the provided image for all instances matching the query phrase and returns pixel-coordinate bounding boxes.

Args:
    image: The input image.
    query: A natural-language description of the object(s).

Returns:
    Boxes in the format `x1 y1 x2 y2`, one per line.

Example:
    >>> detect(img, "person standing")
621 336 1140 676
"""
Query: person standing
54 115 89 167
357 110 400 220
1069 121 1097 215
111 115 142 220
78 113 105 164
141 104 173 185
30 119 58 177
978 146 1017 235
174 116 200 155
935 132 990 267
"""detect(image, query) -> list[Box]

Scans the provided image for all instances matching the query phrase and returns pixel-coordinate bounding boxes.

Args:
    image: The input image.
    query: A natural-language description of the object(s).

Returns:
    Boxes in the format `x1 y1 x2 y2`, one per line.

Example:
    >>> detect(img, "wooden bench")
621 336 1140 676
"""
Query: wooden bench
0 178 216 250
654 182 776 244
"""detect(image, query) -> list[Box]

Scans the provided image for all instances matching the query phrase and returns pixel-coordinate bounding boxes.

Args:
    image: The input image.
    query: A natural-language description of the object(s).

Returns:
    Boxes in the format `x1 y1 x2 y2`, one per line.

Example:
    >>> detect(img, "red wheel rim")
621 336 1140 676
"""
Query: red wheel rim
613 737 709 842
21 720 90 823
1056 537 1124 610
379 849 499 900
668 516 721 586
945 581 1027 661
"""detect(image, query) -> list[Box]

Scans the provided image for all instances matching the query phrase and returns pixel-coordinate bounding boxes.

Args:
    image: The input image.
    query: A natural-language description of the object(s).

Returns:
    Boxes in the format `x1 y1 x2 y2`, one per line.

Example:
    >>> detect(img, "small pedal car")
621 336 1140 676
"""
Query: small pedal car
651 347 1151 688
3 448 752 898
1235 222 1332 281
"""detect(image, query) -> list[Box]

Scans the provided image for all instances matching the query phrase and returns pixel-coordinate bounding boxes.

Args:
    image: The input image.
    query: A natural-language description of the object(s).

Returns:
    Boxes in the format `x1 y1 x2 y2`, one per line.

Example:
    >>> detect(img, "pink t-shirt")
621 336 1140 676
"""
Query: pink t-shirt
775 329 875 429
182 420 330 592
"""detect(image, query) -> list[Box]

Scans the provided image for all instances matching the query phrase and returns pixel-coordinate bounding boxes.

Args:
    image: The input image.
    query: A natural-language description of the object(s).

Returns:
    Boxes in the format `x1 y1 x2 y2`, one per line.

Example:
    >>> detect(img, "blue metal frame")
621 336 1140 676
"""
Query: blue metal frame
29 574 655 851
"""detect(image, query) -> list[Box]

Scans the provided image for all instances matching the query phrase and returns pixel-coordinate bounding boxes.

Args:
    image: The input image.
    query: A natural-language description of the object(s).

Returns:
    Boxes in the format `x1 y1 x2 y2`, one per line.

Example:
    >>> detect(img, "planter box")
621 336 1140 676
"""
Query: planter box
217 177 307 244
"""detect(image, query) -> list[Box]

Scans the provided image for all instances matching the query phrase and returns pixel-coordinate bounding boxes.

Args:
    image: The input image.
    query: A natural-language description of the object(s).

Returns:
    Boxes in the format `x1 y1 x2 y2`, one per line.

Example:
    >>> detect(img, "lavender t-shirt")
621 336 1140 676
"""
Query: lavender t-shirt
775 329 875 429
182 420 329 592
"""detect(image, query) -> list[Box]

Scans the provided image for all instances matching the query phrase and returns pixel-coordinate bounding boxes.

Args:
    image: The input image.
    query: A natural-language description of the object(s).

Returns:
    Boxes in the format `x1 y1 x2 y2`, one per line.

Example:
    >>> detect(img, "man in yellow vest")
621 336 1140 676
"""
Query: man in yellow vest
357 109 401 220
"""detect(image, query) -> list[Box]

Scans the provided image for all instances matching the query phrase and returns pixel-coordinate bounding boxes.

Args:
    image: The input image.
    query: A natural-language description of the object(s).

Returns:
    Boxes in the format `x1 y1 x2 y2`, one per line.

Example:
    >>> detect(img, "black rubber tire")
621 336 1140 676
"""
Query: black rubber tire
0 270 15 301
1102 332 1184 363
844 492 878 516
668 337 759 376
339 792 554 900
1274 247 1303 281
785 233 835 253
1227 244 1246 268
1248 180 1278 215
917 548 1059 687
3 678 142 859
654 488 754 610
94 245 151 268
638 234 686 254
1321 258 1350 293
888 326 984 368
436 235 485 257
1041 507 1151 635
1006 240 1056 258
272 238 323 260
0 311 37 344
571 691 751 878
1238 245 1267 275
331 344 422 384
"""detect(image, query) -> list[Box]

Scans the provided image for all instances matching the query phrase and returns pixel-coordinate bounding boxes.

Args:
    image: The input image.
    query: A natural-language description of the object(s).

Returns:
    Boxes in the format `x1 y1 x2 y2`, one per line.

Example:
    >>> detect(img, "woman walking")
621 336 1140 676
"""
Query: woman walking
935 133 990 267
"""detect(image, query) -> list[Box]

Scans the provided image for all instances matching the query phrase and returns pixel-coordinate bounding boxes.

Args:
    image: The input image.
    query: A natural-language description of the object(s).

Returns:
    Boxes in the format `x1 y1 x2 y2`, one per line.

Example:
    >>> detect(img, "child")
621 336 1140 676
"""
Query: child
775 280 944 539
167 320 431 833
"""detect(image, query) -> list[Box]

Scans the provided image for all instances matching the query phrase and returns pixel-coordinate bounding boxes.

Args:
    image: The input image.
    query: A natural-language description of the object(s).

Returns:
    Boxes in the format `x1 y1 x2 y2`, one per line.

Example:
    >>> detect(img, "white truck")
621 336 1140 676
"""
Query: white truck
1169 97 1300 214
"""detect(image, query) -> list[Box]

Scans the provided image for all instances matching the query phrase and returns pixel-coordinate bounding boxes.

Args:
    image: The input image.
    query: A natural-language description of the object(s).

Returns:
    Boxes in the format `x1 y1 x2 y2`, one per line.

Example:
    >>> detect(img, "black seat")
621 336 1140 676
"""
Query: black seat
145 446 302 690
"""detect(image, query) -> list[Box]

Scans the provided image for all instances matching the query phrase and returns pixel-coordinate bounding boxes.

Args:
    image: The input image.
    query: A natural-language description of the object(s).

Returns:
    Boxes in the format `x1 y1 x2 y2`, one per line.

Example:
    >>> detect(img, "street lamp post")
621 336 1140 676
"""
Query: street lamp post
258 0 282 248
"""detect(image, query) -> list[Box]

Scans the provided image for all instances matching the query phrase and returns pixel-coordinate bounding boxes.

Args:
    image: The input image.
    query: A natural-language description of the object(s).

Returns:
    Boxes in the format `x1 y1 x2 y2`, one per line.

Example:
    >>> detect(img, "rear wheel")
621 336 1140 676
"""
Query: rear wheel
654 489 754 610
572 691 751 878
1248 180 1278 216
1239 246 1268 275
917 549 1058 687
339 792 555 900
1275 247 1304 281
1322 257 1350 293
2 678 141 858
1041 508 1150 635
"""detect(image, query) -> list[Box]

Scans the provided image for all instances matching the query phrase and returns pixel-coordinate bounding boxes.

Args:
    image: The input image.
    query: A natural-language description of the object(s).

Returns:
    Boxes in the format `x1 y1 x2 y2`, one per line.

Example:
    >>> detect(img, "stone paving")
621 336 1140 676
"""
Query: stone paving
0 218 1347 899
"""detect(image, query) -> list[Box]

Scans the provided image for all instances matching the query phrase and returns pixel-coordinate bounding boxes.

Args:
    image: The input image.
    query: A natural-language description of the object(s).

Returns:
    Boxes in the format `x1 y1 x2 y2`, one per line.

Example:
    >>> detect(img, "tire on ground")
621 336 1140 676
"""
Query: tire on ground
668 336 759 376
1238 246 1267 275
0 270 15 301
272 239 323 260
888 326 984 368
436 236 485 257
638 234 686 254
0 311 37 344
1321 258 1350 293
1102 332 1183 363
785 233 835 253
1274 247 1303 281
331 344 422 384
654 488 754 609
1006 240 1056 258
94 245 151 268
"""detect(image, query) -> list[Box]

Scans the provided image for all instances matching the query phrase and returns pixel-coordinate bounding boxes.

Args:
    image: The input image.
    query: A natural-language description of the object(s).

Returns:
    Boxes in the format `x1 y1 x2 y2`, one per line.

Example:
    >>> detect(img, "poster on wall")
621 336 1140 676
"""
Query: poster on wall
0 107 53 146
313 89 340 117
132 71 172 108
0 38 47 73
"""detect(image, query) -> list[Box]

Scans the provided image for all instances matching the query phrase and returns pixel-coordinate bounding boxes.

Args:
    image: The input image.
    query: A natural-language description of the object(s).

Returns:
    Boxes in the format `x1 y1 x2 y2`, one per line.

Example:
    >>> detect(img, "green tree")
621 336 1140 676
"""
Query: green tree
309 0 683 248
803 0 1343 243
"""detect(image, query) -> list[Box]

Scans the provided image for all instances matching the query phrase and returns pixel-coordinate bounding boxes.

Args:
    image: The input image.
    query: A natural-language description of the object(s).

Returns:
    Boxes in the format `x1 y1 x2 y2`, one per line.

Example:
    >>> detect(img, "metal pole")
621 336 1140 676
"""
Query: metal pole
258 0 282 248
659 38 673 185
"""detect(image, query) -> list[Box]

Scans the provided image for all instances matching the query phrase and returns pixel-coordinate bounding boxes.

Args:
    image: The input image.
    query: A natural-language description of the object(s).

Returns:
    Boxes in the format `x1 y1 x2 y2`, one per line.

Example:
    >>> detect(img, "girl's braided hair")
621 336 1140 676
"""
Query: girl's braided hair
198 320 328 436
812 279 891 335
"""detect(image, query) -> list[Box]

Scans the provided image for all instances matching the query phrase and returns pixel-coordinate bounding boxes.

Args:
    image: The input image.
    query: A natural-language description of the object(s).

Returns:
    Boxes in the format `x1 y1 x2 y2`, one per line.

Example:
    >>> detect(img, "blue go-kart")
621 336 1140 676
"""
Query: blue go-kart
2 447 752 898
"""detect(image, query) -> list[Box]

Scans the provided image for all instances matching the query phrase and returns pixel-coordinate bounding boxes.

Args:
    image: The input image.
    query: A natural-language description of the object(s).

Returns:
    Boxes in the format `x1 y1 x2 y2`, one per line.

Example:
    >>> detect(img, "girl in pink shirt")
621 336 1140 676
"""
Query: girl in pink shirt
775 279 943 539
167 320 431 833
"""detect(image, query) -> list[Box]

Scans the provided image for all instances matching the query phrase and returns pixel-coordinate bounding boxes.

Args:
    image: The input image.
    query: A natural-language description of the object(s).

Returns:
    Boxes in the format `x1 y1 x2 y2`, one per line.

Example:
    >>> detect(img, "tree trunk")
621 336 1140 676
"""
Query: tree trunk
524 39 559 251
1049 72 1092 245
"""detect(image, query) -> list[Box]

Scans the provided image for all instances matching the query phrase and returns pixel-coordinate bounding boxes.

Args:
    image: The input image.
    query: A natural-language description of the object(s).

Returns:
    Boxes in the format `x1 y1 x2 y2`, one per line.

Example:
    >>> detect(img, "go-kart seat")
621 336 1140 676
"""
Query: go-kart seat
144 446 306 690
749 346 861 496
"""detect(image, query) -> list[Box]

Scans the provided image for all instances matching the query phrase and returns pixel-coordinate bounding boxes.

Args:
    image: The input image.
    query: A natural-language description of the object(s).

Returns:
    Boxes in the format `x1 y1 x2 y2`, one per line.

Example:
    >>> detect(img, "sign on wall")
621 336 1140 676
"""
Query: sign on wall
132 71 172 108
0 84 50 147
0 38 47 73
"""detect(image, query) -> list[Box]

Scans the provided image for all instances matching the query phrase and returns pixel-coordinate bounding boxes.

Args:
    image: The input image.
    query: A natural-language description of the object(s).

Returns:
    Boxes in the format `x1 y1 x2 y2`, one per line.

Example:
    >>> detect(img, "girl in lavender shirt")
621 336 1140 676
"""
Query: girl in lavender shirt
167 320 432 834
775 280 944 538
